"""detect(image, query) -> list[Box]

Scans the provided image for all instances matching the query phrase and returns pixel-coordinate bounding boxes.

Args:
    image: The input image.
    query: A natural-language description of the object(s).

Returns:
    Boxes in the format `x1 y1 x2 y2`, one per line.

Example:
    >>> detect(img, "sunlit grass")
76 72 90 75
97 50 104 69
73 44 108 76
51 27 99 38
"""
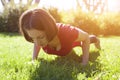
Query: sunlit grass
0 33 120 80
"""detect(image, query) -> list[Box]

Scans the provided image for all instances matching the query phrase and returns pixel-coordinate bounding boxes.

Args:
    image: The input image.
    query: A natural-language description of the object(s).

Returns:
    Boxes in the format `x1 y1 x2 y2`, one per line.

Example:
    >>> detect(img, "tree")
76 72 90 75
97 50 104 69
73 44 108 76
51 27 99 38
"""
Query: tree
1 0 41 10
75 0 108 14
0 0 41 32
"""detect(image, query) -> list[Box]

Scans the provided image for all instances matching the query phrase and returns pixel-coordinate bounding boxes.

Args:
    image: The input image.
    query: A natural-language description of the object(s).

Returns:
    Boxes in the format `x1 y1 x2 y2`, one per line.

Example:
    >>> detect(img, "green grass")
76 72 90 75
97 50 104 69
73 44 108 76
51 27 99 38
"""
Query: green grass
0 33 120 80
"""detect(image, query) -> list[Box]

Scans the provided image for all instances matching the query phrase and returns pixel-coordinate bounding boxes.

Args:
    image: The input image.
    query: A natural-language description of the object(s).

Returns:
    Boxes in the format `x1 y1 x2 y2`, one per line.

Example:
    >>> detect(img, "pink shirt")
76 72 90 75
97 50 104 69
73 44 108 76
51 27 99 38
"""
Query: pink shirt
43 23 81 56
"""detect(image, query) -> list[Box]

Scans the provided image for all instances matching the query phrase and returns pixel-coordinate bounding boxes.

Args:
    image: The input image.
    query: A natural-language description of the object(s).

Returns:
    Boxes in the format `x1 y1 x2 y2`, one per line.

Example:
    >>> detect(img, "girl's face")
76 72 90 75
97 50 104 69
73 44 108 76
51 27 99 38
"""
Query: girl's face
27 29 48 47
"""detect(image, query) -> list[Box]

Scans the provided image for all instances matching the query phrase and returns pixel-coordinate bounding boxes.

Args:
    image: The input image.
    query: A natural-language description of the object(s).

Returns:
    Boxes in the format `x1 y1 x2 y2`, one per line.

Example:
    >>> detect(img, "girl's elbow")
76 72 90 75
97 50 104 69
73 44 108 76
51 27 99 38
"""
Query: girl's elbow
84 33 90 43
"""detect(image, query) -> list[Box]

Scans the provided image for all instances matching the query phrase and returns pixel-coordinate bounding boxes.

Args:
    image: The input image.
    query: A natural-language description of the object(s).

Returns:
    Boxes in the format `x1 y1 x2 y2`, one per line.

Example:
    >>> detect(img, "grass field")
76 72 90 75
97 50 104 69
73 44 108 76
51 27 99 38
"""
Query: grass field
0 33 120 80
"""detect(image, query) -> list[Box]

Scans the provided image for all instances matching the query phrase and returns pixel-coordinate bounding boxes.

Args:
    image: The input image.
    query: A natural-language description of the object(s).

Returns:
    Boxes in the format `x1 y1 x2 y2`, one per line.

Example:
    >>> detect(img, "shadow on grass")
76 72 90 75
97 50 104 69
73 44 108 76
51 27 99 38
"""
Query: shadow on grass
0 32 21 37
30 50 101 80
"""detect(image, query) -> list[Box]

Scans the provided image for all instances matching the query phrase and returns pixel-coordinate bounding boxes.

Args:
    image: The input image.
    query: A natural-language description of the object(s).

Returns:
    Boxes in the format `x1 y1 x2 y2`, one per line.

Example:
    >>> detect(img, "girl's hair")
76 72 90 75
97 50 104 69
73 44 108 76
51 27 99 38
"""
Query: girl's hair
19 8 58 43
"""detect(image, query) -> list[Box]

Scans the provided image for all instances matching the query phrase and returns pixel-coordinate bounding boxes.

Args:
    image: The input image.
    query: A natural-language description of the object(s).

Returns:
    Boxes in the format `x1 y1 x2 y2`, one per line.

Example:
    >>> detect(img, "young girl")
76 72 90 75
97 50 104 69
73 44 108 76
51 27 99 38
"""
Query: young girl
19 8 100 65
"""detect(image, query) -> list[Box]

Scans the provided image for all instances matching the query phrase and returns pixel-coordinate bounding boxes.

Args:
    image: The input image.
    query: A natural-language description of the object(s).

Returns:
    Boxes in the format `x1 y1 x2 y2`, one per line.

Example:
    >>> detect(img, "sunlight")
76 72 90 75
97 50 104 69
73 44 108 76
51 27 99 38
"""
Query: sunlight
39 0 120 12
108 0 120 12
39 0 77 10
0 0 119 12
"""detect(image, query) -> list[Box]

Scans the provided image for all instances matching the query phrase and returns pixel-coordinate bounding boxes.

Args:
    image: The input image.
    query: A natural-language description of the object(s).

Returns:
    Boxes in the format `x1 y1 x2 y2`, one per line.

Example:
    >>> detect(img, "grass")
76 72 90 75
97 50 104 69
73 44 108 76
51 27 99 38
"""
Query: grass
0 33 120 80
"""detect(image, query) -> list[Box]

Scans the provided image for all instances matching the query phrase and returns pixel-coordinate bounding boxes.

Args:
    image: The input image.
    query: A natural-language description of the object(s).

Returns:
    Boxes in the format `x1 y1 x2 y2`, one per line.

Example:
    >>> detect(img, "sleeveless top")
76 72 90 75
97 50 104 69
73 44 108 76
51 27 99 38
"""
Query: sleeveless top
42 23 81 56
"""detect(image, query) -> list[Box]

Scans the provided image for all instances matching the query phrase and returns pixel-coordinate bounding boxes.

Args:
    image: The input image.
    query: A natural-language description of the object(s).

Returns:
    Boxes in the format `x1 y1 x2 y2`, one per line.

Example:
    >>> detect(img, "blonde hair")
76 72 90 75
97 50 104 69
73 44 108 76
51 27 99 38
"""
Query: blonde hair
19 8 58 42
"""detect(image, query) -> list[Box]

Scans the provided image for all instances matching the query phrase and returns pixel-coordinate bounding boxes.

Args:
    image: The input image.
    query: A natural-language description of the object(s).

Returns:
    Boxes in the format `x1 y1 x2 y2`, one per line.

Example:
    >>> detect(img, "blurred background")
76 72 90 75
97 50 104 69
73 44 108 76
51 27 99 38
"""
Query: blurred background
0 0 120 36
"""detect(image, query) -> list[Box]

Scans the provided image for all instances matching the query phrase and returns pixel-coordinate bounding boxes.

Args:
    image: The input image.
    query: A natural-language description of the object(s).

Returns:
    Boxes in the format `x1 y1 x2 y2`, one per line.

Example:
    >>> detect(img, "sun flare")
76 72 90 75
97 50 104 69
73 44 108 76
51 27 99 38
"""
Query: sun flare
39 0 77 10
108 0 120 11
39 0 120 12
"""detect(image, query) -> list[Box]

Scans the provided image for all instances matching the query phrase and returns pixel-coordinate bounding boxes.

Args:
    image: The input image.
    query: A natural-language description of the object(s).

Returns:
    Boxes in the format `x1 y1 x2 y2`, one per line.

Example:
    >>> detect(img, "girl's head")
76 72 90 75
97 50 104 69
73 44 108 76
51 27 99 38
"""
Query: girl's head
19 8 58 46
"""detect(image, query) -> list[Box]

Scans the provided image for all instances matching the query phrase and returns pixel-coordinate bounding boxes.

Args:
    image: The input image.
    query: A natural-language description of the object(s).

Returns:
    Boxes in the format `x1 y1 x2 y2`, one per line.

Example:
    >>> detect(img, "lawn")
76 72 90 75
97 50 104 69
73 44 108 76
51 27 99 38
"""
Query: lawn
0 33 120 80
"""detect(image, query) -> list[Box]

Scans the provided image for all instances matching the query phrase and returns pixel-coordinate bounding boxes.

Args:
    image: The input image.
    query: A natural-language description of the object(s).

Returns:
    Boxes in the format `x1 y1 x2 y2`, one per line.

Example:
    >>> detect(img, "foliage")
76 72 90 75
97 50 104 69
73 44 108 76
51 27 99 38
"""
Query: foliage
0 0 40 32
0 5 27 32
45 7 62 23
0 8 24 32
0 3 120 35
0 33 120 80
0 6 62 32
60 8 120 36
71 9 101 35
98 13 120 36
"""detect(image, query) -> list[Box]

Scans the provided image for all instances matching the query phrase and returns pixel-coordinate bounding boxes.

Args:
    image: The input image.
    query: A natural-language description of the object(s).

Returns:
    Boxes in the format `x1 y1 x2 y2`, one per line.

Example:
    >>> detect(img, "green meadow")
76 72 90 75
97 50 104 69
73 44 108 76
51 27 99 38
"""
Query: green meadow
0 33 120 80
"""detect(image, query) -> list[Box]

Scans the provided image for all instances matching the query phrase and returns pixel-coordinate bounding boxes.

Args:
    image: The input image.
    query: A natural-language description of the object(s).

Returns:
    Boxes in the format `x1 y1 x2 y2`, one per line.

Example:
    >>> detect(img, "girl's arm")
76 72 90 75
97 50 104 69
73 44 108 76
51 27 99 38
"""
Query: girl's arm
75 28 90 65
32 43 41 60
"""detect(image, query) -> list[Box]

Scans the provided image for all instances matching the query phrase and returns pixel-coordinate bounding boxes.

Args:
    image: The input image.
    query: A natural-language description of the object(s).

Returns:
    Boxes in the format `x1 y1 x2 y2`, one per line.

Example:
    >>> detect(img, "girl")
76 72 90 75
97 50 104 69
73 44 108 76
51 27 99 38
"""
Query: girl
19 8 100 65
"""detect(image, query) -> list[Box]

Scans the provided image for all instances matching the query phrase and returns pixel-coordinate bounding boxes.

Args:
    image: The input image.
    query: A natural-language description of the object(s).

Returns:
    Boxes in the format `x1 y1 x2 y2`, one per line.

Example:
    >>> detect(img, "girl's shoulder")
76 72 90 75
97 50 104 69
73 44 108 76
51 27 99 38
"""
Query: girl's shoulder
56 23 79 42
56 23 76 30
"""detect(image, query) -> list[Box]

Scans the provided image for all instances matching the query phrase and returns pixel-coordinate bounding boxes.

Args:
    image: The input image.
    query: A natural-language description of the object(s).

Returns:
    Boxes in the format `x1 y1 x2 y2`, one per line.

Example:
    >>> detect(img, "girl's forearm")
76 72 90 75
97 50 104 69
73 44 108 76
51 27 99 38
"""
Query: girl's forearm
32 43 41 60
81 37 90 65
